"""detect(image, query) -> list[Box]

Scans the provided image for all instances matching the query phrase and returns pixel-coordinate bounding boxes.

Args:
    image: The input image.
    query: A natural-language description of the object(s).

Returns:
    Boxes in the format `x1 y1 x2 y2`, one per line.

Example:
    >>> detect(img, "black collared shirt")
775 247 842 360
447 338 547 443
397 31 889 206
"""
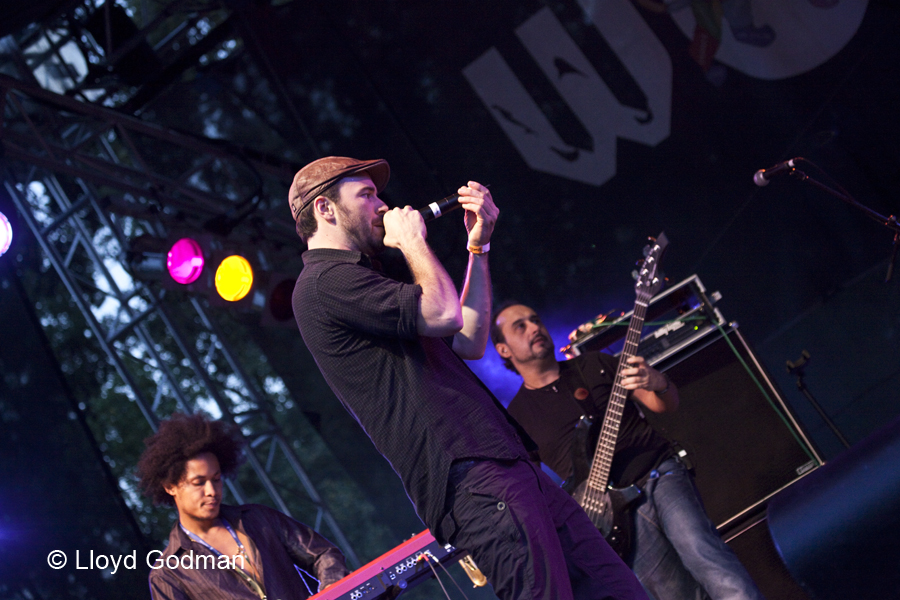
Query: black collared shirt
148 504 348 600
293 248 530 534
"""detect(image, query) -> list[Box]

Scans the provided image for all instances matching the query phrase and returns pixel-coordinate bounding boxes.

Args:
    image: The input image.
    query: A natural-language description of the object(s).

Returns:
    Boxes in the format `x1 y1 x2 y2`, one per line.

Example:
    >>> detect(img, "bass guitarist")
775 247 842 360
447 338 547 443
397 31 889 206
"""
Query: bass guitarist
492 303 764 600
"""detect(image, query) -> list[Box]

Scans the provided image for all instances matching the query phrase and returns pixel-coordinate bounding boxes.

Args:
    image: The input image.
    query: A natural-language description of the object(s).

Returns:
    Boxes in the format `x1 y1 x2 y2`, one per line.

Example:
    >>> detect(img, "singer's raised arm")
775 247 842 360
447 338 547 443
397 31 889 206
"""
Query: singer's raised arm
382 206 464 337
452 181 498 359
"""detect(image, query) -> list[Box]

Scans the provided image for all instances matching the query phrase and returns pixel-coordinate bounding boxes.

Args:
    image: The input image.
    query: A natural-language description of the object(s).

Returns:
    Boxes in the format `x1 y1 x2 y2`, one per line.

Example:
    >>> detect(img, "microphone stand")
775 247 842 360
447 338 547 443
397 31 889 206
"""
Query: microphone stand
787 164 900 282
786 350 851 450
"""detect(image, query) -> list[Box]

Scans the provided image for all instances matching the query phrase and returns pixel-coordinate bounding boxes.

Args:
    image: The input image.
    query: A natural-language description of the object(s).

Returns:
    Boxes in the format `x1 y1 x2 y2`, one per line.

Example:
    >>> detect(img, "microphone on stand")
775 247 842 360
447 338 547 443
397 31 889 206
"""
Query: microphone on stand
753 157 801 187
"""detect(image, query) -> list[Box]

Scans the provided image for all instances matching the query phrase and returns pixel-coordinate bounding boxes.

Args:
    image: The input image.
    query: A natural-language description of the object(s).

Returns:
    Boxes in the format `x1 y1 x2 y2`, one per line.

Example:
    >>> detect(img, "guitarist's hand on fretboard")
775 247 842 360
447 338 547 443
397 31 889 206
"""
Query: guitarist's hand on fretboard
621 356 679 414
619 356 659 391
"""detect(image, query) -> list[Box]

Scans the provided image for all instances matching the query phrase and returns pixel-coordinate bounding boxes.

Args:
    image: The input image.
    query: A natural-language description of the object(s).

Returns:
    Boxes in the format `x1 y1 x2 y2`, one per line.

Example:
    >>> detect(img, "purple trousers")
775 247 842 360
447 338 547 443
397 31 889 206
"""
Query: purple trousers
437 459 648 600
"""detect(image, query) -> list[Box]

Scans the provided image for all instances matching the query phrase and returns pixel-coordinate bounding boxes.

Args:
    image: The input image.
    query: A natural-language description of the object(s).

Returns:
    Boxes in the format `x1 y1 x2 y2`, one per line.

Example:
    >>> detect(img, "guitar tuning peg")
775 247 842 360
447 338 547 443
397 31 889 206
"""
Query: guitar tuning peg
642 245 651 257
635 258 645 268
631 269 639 280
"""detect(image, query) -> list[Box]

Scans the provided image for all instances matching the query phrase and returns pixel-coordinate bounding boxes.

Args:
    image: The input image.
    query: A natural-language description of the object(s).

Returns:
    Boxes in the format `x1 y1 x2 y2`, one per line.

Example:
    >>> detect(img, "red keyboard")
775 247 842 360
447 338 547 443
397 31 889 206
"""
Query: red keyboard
309 530 464 600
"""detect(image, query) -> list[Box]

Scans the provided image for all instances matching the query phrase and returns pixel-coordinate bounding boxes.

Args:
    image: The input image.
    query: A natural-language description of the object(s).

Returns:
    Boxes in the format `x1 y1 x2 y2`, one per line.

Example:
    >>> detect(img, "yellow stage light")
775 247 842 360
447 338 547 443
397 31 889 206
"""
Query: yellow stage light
214 255 253 301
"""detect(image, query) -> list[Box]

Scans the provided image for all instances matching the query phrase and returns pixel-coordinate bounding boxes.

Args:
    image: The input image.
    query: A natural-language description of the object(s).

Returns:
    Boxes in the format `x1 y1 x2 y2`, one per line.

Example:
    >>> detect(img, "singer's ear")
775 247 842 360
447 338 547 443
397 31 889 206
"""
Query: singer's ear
495 342 510 358
312 195 336 223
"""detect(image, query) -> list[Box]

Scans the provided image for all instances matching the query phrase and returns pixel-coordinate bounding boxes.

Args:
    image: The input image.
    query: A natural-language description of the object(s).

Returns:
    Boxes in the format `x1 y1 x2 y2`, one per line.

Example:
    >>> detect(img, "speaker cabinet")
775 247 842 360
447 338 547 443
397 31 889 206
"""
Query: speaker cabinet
647 326 822 531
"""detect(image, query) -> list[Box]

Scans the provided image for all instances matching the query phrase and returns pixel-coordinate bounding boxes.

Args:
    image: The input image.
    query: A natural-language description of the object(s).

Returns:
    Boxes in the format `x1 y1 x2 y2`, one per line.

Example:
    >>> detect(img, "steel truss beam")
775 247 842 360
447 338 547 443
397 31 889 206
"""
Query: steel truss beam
1 75 360 568
0 73 300 244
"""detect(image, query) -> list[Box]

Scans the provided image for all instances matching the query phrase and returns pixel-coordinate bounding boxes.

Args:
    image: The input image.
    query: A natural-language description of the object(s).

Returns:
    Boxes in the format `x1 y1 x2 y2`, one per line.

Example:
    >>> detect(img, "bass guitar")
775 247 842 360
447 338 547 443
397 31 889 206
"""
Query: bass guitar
562 232 668 560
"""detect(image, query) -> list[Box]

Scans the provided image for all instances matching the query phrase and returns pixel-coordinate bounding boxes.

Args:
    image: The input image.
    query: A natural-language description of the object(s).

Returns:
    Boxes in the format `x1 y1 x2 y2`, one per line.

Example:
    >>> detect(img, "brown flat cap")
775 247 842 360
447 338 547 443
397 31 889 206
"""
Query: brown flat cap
288 156 390 221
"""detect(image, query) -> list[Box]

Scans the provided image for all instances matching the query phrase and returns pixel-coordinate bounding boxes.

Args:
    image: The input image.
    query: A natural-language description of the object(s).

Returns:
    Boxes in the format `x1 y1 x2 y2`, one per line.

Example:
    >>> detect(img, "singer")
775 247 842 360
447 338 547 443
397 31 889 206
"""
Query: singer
287 156 648 600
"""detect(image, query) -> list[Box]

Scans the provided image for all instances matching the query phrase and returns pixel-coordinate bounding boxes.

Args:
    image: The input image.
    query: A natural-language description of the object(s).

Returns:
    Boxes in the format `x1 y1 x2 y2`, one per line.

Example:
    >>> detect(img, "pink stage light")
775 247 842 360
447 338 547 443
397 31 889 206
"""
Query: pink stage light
0 212 12 257
166 238 204 284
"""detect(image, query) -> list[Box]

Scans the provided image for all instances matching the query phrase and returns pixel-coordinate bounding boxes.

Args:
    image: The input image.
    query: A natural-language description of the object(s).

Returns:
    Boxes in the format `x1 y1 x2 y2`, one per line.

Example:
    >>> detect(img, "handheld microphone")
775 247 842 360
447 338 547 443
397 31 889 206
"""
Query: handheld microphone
418 193 463 222
753 157 801 187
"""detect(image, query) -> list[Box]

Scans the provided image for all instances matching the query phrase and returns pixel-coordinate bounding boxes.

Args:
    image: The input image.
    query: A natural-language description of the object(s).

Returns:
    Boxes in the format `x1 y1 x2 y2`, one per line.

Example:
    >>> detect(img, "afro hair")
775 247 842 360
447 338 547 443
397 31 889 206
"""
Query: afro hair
137 413 246 506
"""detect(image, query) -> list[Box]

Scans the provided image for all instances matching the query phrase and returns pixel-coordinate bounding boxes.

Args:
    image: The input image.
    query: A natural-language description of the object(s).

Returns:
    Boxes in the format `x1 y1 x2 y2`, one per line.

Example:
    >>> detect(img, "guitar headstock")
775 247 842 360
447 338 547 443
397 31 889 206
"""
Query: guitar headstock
632 232 668 302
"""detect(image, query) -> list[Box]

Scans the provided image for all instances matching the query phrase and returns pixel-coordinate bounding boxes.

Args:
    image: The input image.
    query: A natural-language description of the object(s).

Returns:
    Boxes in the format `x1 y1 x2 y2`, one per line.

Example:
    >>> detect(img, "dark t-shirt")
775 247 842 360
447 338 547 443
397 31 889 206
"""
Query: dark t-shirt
507 352 672 487
293 248 531 535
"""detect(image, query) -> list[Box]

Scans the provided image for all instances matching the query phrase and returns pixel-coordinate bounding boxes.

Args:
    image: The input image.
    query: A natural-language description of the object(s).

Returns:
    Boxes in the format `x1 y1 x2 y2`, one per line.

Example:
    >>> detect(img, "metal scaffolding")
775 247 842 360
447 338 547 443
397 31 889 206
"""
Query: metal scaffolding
1 47 360 568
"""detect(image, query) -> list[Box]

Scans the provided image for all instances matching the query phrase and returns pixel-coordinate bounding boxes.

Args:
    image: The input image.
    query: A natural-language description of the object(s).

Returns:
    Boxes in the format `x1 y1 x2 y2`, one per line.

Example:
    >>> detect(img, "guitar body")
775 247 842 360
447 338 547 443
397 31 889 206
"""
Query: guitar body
570 479 641 560
563 416 641 561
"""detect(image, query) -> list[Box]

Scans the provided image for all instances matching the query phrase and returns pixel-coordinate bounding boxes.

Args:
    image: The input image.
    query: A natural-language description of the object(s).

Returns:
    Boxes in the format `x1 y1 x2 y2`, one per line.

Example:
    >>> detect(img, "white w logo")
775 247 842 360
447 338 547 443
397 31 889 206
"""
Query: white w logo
463 1 672 186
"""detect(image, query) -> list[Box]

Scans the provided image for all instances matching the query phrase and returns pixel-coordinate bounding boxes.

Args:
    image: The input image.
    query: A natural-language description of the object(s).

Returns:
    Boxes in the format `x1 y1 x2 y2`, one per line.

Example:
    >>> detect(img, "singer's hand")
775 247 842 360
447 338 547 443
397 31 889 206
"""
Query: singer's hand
458 181 498 248
383 206 427 251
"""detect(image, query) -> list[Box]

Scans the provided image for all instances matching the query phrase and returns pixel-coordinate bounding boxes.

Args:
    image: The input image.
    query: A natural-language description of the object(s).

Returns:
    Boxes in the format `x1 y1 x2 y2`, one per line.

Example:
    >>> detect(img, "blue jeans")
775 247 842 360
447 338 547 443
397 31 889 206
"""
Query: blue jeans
632 458 765 600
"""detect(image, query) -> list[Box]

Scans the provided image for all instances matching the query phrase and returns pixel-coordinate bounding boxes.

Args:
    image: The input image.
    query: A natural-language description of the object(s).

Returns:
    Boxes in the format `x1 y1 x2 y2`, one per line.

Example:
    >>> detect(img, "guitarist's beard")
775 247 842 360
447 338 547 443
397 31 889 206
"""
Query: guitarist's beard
518 334 555 366
529 334 554 357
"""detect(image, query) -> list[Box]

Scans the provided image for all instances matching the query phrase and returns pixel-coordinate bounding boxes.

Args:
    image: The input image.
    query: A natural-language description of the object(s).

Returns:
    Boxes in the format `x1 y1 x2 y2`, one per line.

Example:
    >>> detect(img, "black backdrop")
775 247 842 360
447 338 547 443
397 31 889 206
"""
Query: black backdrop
226 0 900 339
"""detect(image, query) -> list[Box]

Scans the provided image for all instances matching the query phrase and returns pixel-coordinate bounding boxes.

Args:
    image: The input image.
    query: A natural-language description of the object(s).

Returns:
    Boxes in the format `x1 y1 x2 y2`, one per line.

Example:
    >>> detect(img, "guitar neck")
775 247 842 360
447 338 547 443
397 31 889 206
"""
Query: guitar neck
585 296 649 491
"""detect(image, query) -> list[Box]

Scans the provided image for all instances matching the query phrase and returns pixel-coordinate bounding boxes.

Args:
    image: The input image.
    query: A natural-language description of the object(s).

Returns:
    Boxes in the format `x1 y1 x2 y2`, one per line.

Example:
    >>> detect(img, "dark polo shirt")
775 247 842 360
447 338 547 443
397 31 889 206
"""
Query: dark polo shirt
148 504 348 600
293 248 530 535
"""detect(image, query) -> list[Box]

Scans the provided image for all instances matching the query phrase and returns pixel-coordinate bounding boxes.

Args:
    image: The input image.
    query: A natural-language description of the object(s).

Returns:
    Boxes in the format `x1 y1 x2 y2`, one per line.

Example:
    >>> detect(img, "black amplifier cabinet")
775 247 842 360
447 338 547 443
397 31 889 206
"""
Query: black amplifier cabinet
568 275 823 534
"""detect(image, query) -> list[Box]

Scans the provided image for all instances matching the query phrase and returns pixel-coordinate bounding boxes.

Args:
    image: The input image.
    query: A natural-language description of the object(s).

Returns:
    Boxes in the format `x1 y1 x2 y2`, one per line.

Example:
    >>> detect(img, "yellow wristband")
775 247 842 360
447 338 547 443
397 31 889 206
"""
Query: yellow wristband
468 242 490 254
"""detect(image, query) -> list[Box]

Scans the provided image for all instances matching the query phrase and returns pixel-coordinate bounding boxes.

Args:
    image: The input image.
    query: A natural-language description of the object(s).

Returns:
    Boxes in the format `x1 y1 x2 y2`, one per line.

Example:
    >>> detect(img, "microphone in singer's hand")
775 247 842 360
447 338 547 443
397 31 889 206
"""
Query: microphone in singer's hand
418 185 490 222
753 157 801 187
418 193 463 222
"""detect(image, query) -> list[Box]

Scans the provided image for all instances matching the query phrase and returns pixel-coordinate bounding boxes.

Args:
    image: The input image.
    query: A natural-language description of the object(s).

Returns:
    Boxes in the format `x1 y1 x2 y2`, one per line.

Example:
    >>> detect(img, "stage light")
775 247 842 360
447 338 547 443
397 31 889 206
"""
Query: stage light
268 278 295 322
256 276 296 327
215 255 253 301
166 238 204 284
0 212 11 257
